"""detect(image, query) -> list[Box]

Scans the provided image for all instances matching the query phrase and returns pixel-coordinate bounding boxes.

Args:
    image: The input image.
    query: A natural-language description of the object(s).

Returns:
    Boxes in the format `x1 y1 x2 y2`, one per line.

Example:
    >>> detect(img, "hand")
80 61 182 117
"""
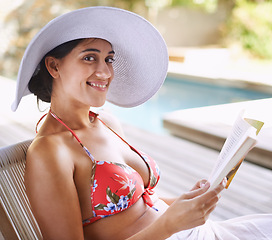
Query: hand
190 178 227 194
190 179 208 191
162 181 224 236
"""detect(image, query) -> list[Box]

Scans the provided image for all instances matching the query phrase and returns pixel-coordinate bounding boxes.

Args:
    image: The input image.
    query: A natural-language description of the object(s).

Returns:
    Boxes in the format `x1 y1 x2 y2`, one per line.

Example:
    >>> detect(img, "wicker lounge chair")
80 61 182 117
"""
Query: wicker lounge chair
0 140 42 240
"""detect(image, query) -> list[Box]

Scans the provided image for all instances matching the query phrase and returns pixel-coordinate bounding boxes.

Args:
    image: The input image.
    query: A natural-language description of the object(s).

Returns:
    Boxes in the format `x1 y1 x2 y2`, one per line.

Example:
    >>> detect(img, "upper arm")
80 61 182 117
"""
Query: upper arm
25 138 84 240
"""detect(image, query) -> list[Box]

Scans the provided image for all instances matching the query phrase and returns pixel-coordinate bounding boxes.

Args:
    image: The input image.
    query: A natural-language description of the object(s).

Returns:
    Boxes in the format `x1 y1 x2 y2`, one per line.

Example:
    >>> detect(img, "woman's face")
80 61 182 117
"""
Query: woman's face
50 38 115 108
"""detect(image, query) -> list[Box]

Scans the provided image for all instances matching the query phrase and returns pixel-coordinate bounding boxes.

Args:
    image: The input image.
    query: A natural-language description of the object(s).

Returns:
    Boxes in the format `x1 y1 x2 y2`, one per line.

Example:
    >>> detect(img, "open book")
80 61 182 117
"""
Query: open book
208 110 264 189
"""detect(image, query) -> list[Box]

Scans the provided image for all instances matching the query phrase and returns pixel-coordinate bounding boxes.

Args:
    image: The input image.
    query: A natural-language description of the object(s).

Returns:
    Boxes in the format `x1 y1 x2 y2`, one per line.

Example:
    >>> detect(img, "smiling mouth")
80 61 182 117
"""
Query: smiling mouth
87 82 107 89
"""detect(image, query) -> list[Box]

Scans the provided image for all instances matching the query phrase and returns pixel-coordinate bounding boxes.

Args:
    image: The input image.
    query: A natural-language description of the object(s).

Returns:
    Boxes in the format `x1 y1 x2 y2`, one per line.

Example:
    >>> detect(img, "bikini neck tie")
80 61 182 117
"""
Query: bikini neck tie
35 109 98 161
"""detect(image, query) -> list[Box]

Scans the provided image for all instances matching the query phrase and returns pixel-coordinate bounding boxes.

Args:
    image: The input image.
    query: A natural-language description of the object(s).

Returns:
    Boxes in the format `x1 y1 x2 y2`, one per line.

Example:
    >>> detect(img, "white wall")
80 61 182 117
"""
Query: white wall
154 6 229 47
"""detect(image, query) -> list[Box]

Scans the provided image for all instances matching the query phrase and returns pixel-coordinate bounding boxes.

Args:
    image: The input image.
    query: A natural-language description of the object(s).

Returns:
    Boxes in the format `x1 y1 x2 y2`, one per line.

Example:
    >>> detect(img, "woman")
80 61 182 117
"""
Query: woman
12 6 272 240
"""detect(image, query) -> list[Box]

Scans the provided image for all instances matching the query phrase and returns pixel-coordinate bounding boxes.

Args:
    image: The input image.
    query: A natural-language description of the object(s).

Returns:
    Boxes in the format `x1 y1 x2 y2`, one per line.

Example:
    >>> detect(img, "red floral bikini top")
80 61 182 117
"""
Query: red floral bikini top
38 110 161 227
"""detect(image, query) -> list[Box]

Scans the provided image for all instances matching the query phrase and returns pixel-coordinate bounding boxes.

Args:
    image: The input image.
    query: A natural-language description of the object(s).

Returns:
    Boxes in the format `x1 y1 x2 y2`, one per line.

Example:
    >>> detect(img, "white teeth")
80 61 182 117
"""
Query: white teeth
89 83 107 88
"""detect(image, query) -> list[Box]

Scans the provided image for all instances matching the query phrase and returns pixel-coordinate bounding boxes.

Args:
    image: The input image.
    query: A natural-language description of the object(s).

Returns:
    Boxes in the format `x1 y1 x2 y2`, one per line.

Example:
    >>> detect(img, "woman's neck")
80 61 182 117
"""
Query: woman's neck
49 104 93 130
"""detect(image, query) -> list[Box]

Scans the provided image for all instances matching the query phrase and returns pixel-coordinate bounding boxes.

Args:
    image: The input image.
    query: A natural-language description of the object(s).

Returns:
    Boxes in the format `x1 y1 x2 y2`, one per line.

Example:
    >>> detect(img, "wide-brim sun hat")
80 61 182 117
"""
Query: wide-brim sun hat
11 6 168 111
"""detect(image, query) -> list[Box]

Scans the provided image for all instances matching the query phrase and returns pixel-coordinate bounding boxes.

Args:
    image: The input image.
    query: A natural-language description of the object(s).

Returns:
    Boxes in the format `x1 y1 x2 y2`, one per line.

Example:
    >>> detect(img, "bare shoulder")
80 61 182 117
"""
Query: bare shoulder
25 136 84 239
25 135 74 179
98 109 125 137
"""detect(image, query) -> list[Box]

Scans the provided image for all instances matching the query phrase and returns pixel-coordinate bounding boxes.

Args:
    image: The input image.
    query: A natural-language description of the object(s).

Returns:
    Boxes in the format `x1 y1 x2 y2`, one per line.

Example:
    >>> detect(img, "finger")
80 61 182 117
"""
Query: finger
191 179 207 191
211 177 227 190
213 182 225 194
183 182 210 200
203 203 217 220
200 189 222 218
189 196 219 227
195 180 207 190
199 179 208 188
195 184 222 204
204 196 219 217
205 193 220 209
221 177 228 187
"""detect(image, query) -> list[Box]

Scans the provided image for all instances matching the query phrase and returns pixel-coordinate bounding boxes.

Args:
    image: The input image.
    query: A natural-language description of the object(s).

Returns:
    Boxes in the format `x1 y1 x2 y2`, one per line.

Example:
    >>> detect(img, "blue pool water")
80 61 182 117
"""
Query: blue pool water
105 76 272 134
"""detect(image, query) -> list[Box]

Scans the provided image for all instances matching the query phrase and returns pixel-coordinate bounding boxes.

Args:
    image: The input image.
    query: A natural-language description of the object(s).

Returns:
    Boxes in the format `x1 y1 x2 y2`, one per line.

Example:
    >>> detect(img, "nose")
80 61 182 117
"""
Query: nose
95 60 112 80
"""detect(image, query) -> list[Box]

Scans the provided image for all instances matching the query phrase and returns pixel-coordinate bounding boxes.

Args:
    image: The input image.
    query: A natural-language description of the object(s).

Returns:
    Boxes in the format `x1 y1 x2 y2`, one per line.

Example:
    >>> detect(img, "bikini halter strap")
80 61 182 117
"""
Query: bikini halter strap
36 109 98 161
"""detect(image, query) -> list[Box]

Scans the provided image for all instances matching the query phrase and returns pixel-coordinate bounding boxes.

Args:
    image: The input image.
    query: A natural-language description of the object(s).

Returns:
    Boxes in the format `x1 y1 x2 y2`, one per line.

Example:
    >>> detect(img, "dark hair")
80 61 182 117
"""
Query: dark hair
28 39 84 103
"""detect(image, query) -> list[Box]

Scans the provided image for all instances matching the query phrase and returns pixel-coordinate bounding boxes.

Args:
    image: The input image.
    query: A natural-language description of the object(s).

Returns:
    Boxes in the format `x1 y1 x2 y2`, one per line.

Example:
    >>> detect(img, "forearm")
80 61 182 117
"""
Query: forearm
159 197 177 206
126 214 172 240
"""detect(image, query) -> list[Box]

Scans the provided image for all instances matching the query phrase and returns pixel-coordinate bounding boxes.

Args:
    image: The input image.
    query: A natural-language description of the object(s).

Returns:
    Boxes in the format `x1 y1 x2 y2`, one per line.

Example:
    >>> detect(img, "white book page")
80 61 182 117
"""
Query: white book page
209 135 256 189
208 111 258 187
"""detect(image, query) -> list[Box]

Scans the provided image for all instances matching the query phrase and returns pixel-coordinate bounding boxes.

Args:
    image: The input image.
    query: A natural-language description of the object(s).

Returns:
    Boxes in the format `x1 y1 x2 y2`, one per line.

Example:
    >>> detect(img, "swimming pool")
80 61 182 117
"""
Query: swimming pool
104 75 272 134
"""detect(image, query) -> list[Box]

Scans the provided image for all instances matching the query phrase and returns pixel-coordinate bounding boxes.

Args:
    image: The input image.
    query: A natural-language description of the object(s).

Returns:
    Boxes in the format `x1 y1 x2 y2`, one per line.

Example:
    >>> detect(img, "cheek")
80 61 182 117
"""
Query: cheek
59 64 87 82
58 64 73 79
57 68 79 91
110 67 114 81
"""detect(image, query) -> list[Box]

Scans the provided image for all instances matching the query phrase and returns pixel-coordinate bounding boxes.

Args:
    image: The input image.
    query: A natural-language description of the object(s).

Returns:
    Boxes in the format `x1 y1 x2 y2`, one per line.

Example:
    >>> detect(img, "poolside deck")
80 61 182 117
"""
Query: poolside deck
1 75 272 226
163 98 272 169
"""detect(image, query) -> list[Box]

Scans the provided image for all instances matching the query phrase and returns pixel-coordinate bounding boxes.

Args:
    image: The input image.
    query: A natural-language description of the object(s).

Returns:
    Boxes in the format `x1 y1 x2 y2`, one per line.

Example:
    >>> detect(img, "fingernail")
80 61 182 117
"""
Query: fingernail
202 182 210 188
223 178 228 187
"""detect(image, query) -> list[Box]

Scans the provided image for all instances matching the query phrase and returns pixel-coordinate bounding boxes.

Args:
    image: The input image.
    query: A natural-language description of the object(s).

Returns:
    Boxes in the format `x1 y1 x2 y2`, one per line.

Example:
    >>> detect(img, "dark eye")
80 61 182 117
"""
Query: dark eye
83 56 95 61
106 57 115 64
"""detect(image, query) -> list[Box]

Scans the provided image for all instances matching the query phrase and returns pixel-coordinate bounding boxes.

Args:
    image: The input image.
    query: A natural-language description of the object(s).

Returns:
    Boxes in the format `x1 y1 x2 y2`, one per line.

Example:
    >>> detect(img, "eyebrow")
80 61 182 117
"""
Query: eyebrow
81 48 115 54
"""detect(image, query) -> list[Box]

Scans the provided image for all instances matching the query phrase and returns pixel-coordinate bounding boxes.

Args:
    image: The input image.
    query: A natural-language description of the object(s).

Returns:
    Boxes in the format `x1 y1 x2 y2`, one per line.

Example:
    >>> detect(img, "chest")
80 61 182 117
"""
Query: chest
71 125 150 187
